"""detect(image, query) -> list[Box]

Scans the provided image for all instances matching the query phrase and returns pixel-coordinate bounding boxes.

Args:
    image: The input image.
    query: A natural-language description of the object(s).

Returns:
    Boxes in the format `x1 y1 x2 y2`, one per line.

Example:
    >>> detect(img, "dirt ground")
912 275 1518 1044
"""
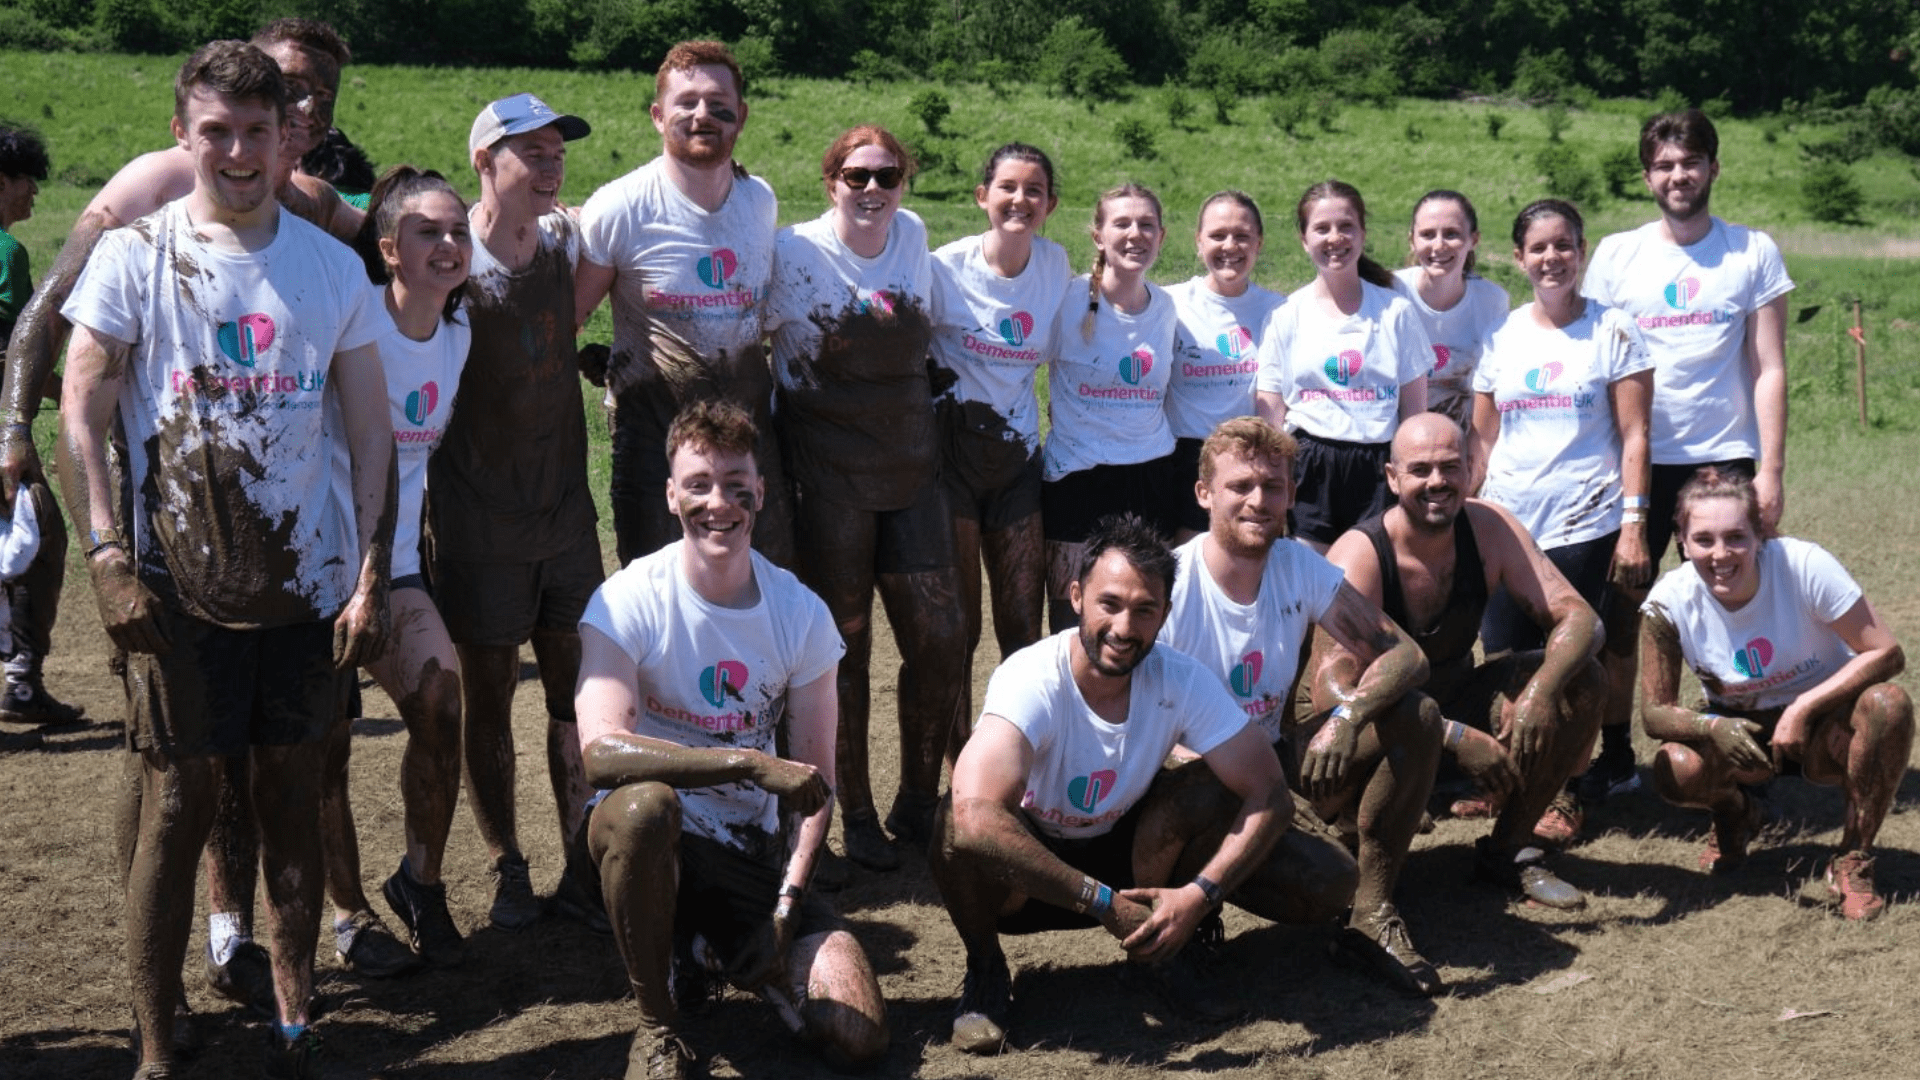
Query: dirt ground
6 446 1920 1080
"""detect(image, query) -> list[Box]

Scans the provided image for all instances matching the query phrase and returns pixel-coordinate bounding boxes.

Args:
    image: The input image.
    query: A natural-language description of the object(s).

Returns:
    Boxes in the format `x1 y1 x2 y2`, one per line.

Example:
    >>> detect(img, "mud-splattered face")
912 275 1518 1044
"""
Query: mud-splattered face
0 173 36 230
828 143 902 240
1300 196 1363 277
1409 198 1474 283
652 63 745 167
172 87 282 218
1199 449 1292 556
479 126 567 218
666 442 763 559
1516 212 1583 296
261 40 339 160
1679 495 1760 608
1644 140 1717 222
1070 549 1167 678
1093 196 1162 278
382 189 472 297
976 158 1055 239
1197 200 1262 295
1386 418 1468 533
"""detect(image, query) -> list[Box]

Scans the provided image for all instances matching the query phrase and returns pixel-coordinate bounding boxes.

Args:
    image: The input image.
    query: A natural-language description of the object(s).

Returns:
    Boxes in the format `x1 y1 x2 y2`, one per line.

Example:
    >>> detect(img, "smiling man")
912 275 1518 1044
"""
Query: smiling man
575 40 792 567
573 401 886 1080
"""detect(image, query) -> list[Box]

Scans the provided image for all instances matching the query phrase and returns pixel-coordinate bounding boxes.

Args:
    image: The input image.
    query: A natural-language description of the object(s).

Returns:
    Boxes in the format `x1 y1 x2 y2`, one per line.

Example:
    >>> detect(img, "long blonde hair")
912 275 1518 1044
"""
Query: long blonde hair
1082 182 1163 342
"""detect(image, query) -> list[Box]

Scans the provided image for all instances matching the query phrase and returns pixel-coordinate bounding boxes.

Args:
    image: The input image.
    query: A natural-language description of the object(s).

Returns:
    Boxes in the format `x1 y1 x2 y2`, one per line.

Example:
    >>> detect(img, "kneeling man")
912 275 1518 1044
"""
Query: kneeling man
932 514 1356 1054
573 402 887 1080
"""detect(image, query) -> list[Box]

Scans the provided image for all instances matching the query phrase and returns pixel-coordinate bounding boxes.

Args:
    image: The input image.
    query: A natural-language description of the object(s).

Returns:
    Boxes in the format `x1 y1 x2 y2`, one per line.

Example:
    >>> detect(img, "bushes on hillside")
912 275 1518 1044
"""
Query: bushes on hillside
1801 162 1865 223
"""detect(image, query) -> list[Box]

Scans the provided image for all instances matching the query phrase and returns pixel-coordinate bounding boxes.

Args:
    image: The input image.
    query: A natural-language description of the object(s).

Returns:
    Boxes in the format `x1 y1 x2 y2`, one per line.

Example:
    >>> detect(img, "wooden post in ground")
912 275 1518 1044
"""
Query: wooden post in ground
1852 301 1867 429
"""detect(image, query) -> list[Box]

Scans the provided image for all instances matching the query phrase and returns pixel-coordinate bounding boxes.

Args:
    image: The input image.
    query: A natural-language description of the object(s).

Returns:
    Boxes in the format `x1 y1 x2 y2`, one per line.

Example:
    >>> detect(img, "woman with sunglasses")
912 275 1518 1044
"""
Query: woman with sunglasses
765 125 967 872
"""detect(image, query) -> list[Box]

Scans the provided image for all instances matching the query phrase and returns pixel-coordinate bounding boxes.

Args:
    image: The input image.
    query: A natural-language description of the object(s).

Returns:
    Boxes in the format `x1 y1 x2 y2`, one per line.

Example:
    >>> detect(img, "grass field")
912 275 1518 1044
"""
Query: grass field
5 48 1920 1080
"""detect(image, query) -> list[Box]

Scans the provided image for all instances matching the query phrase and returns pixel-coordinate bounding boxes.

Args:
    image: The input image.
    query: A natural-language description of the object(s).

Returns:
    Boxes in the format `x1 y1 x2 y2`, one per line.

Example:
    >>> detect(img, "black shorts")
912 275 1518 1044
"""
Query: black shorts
676 832 843 968
945 445 1043 533
1480 530 1617 655
1164 438 1210 534
793 473 957 577
996 802 1144 935
1429 651 1540 737
1648 457 1754 564
1041 454 1190 545
122 610 342 757
433 529 604 649
1289 432 1391 546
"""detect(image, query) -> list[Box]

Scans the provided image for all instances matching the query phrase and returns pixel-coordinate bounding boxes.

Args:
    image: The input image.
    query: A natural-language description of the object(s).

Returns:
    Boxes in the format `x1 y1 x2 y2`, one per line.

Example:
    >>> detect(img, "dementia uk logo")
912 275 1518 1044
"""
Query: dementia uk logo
1639 274 1736 330
999 311 1034 347
1119 347 1155 386
1432 344 1452 371
405 382 439 426
1216 326 1254 361
1068 769 1118 813
1732 638 1773 679
697 248 737 289
699 659 750 708
217 313 276 367
1230 651 1263 697
1323 349 1363 386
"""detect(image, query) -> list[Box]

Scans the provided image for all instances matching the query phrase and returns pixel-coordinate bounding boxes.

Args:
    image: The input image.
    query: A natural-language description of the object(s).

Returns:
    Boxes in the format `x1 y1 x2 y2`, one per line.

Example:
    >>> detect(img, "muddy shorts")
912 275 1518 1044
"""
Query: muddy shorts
941 400 1044 532
793 475 957 577
1428 651 1539 738
945 447 1042 533
122 611 341 757
674 832 843 967
996 801 1145 934
433 529 604 649
1481 530 1617 655
1647 457 1754 564
1289 432 1392 546
1041 454 1192 545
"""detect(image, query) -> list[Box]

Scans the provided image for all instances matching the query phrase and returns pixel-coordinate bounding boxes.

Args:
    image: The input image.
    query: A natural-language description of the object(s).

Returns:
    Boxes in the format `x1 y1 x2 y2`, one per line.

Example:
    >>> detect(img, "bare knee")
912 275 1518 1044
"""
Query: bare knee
1860 684 1914 734
1651 742 1703 806
594 782 680 862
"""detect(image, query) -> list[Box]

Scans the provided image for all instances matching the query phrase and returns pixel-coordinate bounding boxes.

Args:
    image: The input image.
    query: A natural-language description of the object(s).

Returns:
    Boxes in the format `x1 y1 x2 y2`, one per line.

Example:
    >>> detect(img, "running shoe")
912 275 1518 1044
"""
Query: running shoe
1577 745 1641 804
951 950 1013 1054
1698 788 1763 875
1474 837 1585 909
334 909 421 979
263 1024 347 1080
382 859 464 967
841 809 899 872
0 681 85 725
625 1026 696 1080
1799 850 1886 921
488 852 542 930
1332 902 1443 997
205 939 276 1017
1532 790 1585 848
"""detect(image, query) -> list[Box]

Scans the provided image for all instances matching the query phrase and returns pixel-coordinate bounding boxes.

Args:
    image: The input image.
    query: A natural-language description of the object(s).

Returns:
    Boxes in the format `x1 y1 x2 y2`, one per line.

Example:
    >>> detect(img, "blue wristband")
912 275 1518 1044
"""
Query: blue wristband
1089 882 1113 919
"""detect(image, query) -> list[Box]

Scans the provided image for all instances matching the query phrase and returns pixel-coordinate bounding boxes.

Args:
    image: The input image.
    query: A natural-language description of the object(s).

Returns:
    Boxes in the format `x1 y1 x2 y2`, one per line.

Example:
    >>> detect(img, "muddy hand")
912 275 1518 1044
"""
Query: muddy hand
1453 723 1521 799
332 583 389 669
1703 714 1770 775
89 551 169 655
0 426 35 504
1301 707 1360 799
752 754 831 815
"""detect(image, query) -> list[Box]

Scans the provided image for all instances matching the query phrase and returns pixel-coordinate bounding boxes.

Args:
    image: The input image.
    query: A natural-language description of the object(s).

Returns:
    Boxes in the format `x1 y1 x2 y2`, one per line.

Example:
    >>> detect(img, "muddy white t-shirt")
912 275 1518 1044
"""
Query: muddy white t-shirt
928 233 1073 454
579 158 776 414
983 630 1248 839
1041 278 1177 481
766 208 937 509
374 289 471 578
1254 281 1432 444
1582 217 1793 465
1642 537 1859 712
63 200 379 628
581 542 845 854
1474 302 1653 549
1391 268 1509 428
1159 534 1345 743
1166 278 1285 440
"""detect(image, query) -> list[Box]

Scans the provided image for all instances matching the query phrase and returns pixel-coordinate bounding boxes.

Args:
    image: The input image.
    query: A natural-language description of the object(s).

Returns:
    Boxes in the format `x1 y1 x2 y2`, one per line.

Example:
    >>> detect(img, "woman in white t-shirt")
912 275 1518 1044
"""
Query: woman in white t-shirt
339 166 474 966
764 126 967 871
1255 180 1431 551
1640 469 1912 920
1165 191 1286 538
929 143 1070 672
1040 182 1186 629
1393 189 1509 430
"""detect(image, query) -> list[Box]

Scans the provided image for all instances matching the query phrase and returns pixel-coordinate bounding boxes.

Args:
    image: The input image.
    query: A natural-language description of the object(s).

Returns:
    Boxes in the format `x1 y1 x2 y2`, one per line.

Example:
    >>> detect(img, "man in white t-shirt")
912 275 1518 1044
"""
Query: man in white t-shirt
57 42 394 1077
1580 108 1795 800
575 40 792 567
930 514 1358 1054
574 401 886 1080
1160 417 1466 997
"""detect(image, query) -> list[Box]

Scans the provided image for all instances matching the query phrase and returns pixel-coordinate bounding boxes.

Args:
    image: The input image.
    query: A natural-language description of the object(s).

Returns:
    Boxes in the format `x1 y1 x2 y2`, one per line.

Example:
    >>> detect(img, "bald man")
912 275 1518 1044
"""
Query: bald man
1323 415 1605 909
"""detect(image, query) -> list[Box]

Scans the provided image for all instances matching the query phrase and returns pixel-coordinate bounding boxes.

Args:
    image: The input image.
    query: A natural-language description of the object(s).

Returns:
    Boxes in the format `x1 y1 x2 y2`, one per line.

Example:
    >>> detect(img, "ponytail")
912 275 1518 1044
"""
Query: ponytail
1358 255 1394 289
1081 248 1106 342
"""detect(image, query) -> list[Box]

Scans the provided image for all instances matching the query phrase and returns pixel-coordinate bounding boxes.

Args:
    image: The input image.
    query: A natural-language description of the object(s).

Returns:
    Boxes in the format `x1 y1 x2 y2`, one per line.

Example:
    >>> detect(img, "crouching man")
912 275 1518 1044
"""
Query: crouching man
572 401 887 1080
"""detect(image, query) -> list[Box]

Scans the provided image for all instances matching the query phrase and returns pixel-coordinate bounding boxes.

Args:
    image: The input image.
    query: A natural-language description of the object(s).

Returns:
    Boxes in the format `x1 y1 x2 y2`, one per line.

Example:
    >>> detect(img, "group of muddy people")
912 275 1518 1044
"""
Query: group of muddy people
0 21 1913 1080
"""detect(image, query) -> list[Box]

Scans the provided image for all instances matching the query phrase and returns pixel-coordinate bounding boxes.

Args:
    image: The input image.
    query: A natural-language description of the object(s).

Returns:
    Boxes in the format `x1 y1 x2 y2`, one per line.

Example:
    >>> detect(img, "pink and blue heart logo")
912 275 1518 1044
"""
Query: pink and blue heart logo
1431 344 1452 371
1323 349 1364 386
697 248 738 289
1663 276 1701 311
998 310 1034 347
404 381 439 426
1216 326 1255 360
1118 347 1154 385
1732 638 1773 679
1525 362 1565 393
698 659 750 708
1229 650 1264 698
1067 769 1118 813
857 290 896 316
216 313 276 368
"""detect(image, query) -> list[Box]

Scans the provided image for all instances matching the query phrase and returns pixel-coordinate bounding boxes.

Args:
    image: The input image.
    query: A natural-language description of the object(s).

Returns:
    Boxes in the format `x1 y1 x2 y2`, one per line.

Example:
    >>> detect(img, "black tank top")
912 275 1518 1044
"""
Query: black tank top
1357 510 1488 670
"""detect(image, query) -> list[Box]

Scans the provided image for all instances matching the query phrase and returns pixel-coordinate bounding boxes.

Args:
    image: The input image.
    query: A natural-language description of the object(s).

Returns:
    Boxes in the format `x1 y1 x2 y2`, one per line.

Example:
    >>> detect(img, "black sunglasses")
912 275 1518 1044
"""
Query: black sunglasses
836 166 905 190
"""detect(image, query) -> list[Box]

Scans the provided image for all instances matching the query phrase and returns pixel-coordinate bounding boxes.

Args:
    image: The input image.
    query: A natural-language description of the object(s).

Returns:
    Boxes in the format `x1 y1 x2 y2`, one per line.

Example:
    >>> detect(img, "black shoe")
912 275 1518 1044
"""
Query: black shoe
884 791 939 849
625 1026 697 1080
335 909 421 979
841 810 899 872
206 940 277 1017
951 950 1013 1054
488 853 542 930
263 1024 362 1080
382 859 464 967
0 682 84 725
1331 903 1444 997
1474 837 1585 910
552 862 612 935
1577 746 1640 804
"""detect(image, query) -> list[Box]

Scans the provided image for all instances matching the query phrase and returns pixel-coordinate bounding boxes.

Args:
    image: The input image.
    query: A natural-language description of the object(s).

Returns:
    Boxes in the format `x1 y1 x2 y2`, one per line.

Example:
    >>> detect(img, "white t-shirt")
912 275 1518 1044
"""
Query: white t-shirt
1166 277 1286 440
928 234 1074 453
580 542 845 853
1391 268 1510 427
1159 534 1346 743
1582 217 1794 464
1642 537 1860 712
982 630 1249 839
63 200 380 628
374 289 471 579
0 492 41 654
1474 302 1654 549
578 158 776 407
1254 281 1433 444
1041 278 1178 481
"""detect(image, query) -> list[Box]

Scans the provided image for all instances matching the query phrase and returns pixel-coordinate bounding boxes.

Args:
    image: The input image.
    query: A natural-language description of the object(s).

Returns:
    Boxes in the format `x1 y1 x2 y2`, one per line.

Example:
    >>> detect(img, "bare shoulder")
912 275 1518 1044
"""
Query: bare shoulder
91 148 194 224
1465 499 1540 580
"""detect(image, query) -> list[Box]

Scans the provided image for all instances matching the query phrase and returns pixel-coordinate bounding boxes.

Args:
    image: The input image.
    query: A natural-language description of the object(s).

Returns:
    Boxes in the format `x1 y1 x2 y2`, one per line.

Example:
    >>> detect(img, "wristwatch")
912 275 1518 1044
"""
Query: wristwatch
86 526 127 559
